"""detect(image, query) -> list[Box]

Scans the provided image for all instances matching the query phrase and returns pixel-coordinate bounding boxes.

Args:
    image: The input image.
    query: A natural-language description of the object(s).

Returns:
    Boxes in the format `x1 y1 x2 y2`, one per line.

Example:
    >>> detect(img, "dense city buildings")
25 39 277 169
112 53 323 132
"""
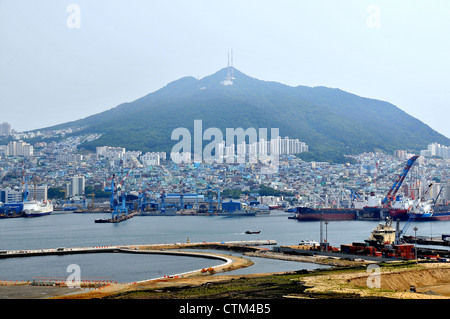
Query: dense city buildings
0 132 449 208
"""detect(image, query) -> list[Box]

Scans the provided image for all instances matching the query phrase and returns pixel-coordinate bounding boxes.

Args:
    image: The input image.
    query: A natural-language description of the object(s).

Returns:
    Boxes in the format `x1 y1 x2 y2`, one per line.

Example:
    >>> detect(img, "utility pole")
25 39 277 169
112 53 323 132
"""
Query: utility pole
413 227 419 263
320 212 323 251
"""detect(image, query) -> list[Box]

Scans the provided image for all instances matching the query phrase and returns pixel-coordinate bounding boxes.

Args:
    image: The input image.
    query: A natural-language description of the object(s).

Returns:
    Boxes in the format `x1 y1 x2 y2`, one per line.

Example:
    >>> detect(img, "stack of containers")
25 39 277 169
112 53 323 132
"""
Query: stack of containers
382 247 396 258
393 244 415 260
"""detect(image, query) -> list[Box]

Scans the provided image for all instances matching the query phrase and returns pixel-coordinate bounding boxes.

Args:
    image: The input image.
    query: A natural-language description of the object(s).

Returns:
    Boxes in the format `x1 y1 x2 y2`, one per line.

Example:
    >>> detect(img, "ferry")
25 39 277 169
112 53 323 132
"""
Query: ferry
23 200 53 217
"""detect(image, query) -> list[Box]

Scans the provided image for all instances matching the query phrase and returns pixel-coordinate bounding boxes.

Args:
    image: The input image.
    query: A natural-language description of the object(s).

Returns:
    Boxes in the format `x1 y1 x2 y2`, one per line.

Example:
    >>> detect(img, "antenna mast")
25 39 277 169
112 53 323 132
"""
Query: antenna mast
221 50 234 86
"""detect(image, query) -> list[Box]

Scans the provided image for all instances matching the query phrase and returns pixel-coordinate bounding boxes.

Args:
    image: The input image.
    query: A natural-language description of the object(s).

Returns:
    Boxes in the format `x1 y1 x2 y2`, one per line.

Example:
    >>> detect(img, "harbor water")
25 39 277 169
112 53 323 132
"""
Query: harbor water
1 210 449 283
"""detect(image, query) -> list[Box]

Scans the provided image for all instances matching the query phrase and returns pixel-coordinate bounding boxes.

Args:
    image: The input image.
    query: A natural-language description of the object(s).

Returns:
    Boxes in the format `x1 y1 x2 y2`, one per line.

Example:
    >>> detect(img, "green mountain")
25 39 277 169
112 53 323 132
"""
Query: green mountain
46 67 450 162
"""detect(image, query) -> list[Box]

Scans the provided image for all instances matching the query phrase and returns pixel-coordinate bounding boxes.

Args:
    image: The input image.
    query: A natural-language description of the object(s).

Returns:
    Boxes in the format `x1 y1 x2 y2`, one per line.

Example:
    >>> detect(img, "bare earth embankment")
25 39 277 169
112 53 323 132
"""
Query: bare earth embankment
4 245 450 299
298 263 450 299
55 253 450 300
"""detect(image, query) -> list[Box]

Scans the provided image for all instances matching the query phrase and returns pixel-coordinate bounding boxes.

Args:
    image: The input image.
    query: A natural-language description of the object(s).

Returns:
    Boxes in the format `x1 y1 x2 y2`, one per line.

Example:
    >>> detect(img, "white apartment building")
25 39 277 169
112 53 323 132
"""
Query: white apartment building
67 175 85 197
212 137 308 161
420 143 450 159
56 154 84 163
5 140 33 157
140 152 162 166
26 185 48 201
170 152 191 164
96 146 126 158
0 188 22 203
271 136 308 155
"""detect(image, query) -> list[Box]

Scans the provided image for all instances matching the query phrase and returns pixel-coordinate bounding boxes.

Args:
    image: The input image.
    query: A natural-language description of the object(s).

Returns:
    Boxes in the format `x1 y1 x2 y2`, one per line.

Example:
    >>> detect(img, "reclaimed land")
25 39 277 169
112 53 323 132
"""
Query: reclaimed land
53 247 450 300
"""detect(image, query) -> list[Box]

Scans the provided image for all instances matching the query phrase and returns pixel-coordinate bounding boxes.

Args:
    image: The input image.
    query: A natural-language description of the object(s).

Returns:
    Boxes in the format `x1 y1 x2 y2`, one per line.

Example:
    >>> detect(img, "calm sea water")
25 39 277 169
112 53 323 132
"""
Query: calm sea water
1 211 449 282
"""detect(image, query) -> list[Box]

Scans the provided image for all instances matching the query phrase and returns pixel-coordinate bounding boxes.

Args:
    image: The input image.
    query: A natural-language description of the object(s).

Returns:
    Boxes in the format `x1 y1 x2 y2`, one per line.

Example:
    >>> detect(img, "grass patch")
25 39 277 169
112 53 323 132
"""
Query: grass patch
104 267 390 299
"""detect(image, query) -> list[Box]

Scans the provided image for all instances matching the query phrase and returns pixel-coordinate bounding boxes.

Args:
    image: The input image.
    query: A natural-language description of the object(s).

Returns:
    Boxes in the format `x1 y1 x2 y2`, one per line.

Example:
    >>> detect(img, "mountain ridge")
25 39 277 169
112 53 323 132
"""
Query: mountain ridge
40 67 450 162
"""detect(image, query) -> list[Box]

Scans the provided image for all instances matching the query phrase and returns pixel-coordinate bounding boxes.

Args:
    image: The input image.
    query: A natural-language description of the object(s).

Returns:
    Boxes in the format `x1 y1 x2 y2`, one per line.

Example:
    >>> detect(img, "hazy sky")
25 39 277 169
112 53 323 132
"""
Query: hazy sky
1 0 449 139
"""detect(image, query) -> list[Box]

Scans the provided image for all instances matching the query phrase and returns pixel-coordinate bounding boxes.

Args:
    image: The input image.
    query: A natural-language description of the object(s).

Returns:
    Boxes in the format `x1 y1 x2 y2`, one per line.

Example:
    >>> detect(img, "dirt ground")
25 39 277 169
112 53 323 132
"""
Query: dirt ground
296 262 450 299
3 247 450 299
59 261 450 300
52 251 254 299
0 285 94 299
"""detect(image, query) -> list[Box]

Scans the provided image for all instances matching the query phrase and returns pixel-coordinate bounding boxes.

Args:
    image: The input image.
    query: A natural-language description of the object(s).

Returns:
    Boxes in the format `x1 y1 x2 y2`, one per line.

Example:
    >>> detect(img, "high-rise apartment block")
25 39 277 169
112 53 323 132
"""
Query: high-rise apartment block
420 143 450 159
66 175 85 197
5 140 33 157
0 122 11 136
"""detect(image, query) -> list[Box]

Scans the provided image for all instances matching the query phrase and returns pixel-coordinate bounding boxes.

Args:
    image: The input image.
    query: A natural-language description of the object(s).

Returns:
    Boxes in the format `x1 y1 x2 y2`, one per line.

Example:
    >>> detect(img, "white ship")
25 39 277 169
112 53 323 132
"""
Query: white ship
353 192 383 209
23 200 53 217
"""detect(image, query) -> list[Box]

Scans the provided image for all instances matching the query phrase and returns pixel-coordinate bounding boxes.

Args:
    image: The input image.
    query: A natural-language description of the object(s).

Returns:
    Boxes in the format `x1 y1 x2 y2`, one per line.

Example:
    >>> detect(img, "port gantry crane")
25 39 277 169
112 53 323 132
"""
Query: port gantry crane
195 185 222 214
104 167 134 221
137 184 156 212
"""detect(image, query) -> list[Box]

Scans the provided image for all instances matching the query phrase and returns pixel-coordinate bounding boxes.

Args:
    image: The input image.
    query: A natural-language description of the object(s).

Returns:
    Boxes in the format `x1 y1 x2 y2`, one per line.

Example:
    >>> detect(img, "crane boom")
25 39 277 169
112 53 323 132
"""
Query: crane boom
382 155 419 208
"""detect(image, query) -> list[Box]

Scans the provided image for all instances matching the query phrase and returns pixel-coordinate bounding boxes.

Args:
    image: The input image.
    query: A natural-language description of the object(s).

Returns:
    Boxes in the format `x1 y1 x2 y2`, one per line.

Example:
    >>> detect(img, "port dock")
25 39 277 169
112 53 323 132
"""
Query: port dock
403 235 450 247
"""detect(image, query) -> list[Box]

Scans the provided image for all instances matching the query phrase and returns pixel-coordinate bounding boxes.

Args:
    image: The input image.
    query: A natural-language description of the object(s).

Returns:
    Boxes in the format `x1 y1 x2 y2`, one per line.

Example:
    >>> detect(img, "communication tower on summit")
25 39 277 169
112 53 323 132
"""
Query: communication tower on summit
221 50 234 86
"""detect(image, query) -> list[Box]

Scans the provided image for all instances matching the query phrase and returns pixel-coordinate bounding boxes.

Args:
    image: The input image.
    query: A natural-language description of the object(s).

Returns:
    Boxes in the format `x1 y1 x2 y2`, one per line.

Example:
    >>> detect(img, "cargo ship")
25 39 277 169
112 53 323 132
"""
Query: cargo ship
294 192 390 221
294 207 357 221
392 210 450 221
218 209 257 217
389 200 450 221
388 180 450 221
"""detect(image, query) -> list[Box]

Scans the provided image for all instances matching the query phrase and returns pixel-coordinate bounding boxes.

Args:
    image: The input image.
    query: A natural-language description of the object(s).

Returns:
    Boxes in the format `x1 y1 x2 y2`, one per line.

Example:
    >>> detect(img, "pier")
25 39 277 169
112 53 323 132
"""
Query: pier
94 212 139 223
0 240 277 259
403 235 450 247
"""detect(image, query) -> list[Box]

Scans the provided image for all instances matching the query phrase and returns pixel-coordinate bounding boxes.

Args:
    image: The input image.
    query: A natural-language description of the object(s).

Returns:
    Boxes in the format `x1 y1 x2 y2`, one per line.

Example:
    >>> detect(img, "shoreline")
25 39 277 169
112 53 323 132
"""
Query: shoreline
0 242 260 299
3 241 450 299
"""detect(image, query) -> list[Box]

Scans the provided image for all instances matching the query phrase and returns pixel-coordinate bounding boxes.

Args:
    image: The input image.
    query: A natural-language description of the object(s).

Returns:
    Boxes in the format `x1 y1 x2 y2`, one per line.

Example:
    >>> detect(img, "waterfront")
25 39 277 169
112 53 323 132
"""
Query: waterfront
1 210 450 284
0 252 223 283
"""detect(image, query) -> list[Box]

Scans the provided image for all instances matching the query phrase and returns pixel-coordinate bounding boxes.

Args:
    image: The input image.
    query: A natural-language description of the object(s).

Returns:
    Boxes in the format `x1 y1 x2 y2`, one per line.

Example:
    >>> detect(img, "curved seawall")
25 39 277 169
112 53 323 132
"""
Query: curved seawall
118 248 234 282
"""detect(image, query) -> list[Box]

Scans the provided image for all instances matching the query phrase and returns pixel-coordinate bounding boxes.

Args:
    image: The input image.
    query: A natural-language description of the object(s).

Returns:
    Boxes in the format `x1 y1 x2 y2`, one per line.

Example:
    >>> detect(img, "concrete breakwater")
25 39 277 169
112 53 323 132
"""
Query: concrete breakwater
0 240 277 259
0 240 271 290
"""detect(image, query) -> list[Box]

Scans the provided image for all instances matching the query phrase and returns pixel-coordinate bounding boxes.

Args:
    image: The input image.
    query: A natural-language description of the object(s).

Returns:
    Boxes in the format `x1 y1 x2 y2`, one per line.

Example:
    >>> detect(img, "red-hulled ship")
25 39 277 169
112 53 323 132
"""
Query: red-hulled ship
295 207 357 221
389 201 450 221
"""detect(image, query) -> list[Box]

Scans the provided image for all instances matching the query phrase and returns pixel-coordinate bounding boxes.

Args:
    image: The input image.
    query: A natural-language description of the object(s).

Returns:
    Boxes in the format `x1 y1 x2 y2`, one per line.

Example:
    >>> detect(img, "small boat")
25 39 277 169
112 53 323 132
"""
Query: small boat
94 218 110 223
245 230 261 234
298 240 320 247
